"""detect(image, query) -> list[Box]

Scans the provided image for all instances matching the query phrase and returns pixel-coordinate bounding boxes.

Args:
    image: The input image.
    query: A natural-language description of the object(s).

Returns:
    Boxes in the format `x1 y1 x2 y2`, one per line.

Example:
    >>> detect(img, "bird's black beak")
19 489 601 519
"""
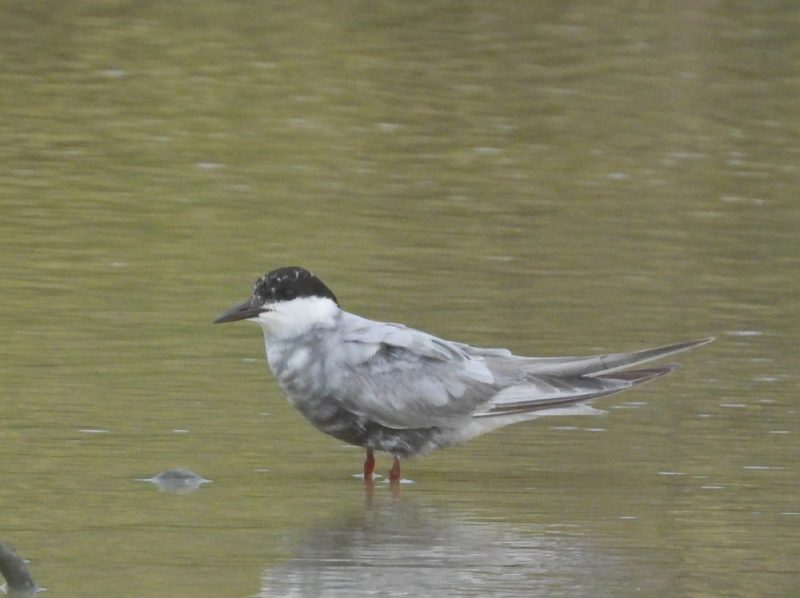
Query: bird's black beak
213 300 267 324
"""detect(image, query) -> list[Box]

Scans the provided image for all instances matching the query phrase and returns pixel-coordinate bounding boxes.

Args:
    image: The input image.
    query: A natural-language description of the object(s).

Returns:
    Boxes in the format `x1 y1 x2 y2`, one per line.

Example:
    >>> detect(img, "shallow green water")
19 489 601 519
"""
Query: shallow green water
1 2 798 597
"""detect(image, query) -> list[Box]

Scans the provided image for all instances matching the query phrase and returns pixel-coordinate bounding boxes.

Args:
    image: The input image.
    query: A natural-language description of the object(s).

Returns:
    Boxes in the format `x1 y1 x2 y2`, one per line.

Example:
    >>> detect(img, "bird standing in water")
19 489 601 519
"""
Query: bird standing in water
214 266 713 483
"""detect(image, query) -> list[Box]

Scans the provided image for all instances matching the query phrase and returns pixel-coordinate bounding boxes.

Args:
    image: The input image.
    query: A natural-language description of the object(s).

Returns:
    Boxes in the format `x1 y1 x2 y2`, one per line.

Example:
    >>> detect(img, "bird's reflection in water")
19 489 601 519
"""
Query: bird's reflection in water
259 490 616 597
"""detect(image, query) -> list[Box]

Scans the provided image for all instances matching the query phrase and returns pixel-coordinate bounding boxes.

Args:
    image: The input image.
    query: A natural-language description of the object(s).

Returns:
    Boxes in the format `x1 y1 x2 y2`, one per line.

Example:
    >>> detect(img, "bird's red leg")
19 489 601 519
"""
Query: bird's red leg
363 449 375 481
388 455 401 483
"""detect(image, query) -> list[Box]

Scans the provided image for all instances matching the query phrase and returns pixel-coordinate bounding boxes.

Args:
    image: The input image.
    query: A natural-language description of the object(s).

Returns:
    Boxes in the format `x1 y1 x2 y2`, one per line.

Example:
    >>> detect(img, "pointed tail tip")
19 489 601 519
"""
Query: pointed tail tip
641 364 679 384
694 336 716 347
671 336 715 352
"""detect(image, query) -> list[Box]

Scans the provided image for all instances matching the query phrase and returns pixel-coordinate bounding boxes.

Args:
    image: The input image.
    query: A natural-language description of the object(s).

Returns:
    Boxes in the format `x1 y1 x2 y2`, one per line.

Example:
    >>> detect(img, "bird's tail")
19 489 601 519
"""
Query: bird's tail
475 365 676 417
518 337 715 377
474 337 714 419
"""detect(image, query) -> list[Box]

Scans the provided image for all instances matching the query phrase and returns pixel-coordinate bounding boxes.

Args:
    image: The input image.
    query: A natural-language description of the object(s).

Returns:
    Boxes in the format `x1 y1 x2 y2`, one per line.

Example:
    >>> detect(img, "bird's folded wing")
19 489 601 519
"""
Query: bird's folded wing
467 337 714 377
339 318 500 428
338 315 711 429
474 366 676 417
343 318 469 363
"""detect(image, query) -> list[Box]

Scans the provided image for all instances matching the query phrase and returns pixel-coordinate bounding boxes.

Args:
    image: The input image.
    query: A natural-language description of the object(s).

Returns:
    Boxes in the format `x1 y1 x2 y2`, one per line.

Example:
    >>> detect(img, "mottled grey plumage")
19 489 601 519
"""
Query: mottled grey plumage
215 267 713 474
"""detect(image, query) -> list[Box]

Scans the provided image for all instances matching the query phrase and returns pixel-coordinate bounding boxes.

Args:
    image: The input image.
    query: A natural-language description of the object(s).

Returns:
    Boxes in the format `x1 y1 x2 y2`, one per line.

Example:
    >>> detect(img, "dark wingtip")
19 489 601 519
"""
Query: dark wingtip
673 337 715 351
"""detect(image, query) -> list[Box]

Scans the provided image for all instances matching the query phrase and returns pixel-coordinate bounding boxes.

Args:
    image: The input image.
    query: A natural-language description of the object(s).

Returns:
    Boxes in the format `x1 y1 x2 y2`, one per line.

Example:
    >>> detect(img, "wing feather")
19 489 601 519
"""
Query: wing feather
337 316 498 428
486 337 715 377
333 314 710 430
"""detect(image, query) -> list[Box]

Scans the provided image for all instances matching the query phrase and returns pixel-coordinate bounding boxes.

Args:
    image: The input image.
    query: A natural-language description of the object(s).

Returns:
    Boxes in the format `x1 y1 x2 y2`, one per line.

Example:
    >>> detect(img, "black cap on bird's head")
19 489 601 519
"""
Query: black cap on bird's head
213 266 338 324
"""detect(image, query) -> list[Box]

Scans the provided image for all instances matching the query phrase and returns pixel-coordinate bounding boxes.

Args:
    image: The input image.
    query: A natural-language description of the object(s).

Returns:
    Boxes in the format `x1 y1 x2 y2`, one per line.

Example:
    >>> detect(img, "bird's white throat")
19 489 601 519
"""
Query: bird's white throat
254 296 339 339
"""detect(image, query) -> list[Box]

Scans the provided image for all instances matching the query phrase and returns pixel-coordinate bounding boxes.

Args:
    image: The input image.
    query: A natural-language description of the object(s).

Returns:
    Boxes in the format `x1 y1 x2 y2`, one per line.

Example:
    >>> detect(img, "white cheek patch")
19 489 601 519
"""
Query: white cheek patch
258 297 339 339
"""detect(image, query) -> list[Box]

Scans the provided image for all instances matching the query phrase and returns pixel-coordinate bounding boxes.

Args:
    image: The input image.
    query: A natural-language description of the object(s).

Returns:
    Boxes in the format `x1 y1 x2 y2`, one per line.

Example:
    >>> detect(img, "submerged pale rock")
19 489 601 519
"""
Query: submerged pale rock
137 468 212 493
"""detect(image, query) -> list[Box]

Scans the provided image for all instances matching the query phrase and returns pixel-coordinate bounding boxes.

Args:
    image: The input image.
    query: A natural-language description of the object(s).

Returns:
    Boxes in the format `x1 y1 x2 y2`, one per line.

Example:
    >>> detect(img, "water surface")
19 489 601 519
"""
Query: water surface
1 2 798 597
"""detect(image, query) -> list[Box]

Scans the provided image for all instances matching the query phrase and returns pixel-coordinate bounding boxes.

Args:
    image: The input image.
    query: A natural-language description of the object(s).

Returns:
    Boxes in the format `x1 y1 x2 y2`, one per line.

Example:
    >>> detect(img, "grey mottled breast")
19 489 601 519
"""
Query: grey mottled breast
263 327 449 456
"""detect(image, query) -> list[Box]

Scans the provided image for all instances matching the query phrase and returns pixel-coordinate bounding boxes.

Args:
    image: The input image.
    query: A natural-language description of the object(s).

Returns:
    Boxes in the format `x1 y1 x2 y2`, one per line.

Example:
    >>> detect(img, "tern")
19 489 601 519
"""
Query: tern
214 266 713 482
